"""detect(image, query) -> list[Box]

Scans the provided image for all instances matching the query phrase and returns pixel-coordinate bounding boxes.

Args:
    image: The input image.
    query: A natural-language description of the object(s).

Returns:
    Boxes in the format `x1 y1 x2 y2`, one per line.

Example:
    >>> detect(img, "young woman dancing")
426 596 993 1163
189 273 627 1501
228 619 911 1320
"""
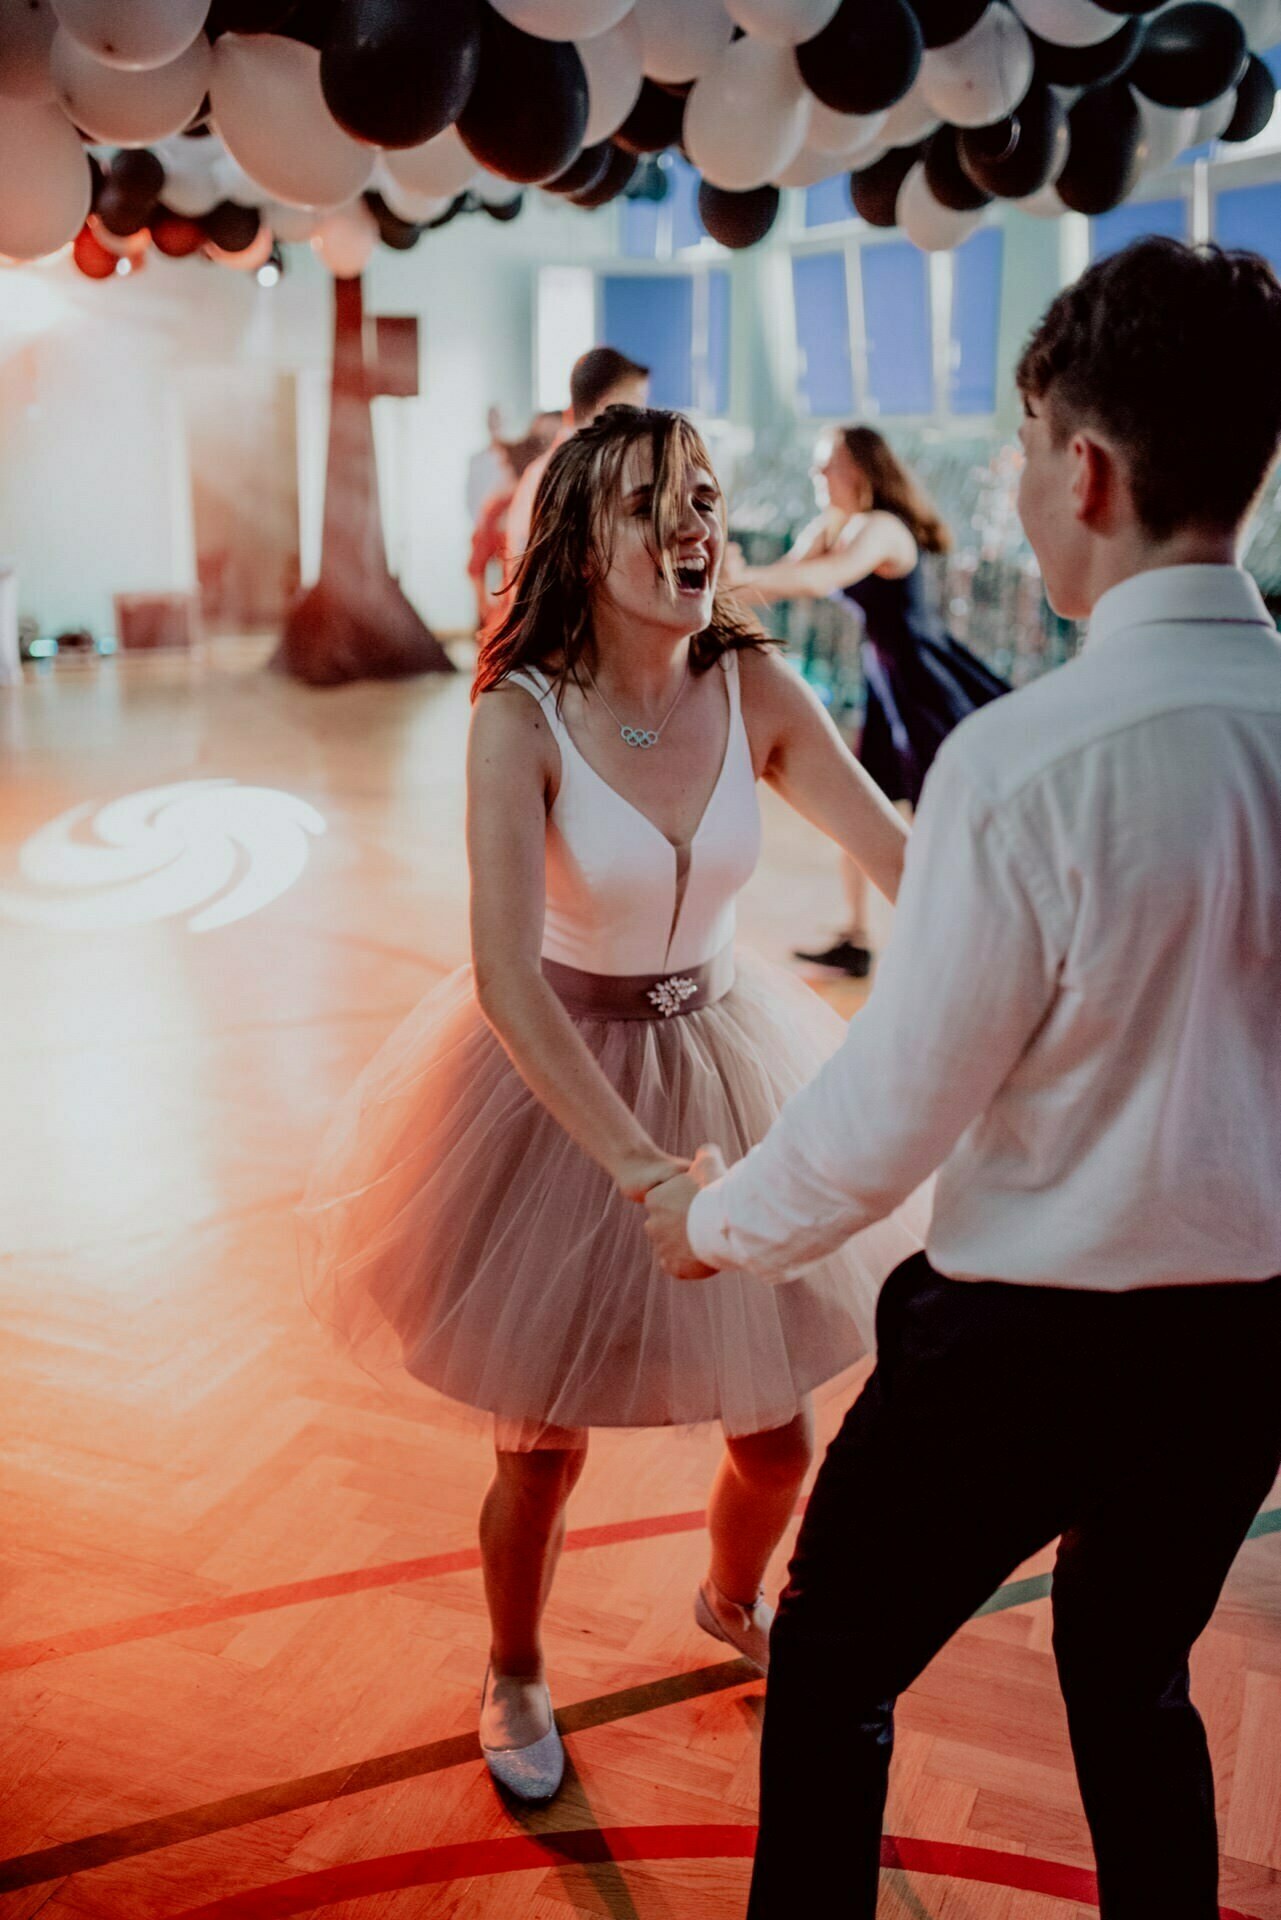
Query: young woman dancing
301 407 930 1804
726 425 1008 977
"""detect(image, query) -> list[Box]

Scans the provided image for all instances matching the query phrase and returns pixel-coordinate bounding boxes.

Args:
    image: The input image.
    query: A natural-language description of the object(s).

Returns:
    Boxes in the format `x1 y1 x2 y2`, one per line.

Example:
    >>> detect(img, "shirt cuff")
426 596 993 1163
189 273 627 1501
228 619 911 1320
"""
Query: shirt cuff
687 1179 734 1270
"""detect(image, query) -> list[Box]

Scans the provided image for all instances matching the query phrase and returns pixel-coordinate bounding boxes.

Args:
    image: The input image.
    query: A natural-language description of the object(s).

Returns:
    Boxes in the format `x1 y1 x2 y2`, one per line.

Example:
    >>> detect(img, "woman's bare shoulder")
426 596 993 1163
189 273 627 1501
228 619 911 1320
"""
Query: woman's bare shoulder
470 679 561 791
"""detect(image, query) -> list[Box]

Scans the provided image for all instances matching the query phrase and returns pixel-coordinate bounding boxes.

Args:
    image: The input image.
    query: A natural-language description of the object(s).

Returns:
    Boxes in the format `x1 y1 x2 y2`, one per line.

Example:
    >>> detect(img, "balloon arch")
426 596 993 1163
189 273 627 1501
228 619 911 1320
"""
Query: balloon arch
0 0 1278 274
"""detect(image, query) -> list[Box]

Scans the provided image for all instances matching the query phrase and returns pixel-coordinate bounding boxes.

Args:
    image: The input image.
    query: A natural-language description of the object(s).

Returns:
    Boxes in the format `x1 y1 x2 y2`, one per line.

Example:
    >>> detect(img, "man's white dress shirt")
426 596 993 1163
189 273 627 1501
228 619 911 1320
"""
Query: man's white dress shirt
688 565 1281 1291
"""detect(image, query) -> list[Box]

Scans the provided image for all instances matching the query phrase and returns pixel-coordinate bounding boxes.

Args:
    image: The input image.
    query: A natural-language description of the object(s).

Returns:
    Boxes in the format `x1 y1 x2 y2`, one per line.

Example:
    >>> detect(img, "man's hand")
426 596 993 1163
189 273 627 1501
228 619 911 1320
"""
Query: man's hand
644 1145 727 1280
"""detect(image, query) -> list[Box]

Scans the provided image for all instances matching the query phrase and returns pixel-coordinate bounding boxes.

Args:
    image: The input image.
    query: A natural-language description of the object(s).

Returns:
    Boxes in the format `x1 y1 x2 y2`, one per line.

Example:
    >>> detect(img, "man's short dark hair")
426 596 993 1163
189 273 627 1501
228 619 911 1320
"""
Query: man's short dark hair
570 346 649 425
1016 238 1281 540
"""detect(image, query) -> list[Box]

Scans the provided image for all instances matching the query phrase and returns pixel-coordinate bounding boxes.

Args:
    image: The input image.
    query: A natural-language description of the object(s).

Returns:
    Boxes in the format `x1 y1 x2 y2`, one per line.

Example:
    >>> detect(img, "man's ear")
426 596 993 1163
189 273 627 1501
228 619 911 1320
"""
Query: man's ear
1069 432 1113 530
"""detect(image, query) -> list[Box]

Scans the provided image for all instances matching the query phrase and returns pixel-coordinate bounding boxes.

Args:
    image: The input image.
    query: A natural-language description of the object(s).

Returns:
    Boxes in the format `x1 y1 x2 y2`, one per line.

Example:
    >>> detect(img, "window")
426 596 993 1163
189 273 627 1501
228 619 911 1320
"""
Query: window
620 195 663 260
950 227 1002 416
1213 179 1281 275
861 241 934 416
804 174 851 228
1090 197 1188 259
599 269 731 414
792 250 855 416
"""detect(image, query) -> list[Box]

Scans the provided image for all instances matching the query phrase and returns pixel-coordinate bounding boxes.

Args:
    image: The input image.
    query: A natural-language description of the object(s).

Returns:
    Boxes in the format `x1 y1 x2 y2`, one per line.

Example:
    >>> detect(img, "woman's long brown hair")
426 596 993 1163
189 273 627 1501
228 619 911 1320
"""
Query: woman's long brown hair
840 425 953 555
473 405 766 700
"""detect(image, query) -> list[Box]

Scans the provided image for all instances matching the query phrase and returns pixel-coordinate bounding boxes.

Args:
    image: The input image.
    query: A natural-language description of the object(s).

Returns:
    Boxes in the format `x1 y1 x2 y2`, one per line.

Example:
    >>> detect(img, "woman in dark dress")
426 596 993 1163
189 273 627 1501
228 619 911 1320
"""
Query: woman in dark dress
724 425 1008 975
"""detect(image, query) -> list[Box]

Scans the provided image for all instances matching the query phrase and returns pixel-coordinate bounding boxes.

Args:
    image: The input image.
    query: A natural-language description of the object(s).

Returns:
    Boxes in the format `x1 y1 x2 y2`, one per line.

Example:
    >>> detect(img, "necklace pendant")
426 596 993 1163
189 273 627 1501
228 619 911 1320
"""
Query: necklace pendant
621 726 660 750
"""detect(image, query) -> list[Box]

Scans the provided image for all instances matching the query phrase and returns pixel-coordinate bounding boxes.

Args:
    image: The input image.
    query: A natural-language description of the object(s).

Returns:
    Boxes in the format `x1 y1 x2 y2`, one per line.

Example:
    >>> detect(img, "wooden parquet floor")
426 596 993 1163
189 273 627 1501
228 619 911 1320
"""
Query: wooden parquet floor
1 645 1278 1919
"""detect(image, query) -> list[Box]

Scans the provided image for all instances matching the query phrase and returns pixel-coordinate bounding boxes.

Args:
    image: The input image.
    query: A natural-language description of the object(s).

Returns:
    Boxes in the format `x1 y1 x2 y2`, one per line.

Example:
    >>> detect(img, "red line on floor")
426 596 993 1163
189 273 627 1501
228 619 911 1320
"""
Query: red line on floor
0 1508 711 1673
162 1826 1265 1920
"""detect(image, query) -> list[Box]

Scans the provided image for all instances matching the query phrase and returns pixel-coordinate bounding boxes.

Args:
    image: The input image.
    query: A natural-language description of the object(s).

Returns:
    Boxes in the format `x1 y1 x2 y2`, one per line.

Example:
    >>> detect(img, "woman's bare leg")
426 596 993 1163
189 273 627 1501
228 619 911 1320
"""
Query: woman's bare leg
707 1402 816 1604
479 1440 586 1744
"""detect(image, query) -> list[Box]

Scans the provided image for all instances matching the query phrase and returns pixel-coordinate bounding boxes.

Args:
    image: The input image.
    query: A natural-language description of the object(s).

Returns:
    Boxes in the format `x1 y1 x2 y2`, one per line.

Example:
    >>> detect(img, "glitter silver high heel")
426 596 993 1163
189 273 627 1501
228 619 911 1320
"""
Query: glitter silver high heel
695 1576 773 1672
479 1666 566 1803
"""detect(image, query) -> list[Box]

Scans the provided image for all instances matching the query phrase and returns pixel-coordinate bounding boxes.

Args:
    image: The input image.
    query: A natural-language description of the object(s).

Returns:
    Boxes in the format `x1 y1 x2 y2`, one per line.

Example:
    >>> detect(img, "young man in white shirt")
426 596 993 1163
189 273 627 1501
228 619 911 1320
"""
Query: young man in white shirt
645 238 1281 1919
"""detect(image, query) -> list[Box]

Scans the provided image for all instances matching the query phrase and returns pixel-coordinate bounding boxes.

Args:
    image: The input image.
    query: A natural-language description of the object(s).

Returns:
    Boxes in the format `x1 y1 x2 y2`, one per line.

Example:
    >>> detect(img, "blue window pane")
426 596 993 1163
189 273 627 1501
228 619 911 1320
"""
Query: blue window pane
792 250 855 416
804 174 851 227
670 153 705 251
1090 197 1186 259
1215 180 1281 276
602 274 693 409
707 268 730 414
950 226 1002 416
620 196 661 259
862 242 933 416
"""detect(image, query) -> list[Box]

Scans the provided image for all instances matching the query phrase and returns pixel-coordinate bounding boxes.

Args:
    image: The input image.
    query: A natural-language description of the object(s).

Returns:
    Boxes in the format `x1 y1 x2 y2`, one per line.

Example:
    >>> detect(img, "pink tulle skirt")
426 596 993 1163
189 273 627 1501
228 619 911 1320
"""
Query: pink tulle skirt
299 948 931 1443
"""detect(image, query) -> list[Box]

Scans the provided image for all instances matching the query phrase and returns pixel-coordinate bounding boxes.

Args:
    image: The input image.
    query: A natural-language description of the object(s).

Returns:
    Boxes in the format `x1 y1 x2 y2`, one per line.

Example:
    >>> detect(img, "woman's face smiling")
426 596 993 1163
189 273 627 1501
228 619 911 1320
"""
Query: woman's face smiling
592 441 724 642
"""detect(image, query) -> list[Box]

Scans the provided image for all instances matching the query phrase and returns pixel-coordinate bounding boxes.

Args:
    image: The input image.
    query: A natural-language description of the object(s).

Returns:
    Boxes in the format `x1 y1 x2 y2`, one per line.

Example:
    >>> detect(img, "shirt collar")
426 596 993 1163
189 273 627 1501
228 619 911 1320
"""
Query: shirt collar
1084 565 1274 653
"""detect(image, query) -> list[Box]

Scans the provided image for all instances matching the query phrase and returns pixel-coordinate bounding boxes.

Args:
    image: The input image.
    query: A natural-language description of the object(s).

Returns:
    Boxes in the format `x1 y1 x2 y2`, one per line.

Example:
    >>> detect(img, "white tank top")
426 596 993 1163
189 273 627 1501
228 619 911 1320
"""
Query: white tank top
508 654 762 976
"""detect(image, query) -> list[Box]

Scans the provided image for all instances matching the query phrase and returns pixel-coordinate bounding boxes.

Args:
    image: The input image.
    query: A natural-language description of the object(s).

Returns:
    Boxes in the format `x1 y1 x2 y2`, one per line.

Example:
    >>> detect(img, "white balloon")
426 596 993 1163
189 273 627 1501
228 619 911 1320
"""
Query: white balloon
879 78 940 146
725 0 840 44
1010 0 1120 49
262 199 320 242
633 0 735 84
807 99 888 156
474 167 523 204
920 5 1034 128
370 159 449 223
1194 84 1239 141
1134 91 1199 172
383 124 478 199
579 11 644 142
897 160 983 249
0 0 57 101
160 160 222 217
51 28 209 145
210 35 374 211
1231 0 1281 50
52 0 208 73
489 0 633 36
0 97 90 259
774 142 845 184
312 200 377 279
685 35 810 188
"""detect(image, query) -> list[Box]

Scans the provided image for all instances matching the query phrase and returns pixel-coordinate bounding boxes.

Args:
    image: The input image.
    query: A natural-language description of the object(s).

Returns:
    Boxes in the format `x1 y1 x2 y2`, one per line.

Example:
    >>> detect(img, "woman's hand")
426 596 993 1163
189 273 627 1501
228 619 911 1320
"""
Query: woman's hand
614 1148 691 1203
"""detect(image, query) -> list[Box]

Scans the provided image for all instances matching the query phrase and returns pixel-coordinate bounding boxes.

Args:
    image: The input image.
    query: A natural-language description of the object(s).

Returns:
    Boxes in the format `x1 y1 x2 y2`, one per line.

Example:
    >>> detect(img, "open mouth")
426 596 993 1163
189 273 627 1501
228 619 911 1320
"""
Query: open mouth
673 557 709 594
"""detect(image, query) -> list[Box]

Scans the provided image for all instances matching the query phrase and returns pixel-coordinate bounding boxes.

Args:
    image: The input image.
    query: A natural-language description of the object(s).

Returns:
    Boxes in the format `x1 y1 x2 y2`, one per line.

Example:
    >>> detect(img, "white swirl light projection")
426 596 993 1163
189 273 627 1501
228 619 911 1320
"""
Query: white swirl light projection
0 779 326 933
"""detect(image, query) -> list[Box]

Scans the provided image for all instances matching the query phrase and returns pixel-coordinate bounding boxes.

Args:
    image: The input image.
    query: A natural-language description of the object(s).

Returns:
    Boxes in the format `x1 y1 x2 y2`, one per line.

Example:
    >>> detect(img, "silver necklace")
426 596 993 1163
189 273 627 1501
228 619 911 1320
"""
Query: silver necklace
583 659 690 750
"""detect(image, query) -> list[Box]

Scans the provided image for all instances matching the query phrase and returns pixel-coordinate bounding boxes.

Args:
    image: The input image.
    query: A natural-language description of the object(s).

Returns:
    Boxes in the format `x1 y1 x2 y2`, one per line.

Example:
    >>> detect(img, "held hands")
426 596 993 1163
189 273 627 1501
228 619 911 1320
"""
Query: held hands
614 1148 690 1206
643 1144 727 1281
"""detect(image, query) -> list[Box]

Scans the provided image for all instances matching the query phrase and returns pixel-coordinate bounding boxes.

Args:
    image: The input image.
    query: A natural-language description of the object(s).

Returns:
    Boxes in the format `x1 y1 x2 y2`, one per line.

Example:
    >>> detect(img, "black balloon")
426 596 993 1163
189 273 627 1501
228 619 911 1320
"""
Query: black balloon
924 125 992 209
203 200 262 251
1090 0 1162 11
364 190 421 249
457 10 588 183
110 148 166 205
321 0 481 149
614 78 686 153
1055 79 1142 213
483 193 524 221
569 143 638 206
959 78 1066 196
849 142 926 225
280 0 336 48
698 180 779 248
545 142 614 195
798 0 923 116
1029 17 1142 86
1222 53 1278 141
206 0 297 31
1131 2 1248 108
908 0 987 50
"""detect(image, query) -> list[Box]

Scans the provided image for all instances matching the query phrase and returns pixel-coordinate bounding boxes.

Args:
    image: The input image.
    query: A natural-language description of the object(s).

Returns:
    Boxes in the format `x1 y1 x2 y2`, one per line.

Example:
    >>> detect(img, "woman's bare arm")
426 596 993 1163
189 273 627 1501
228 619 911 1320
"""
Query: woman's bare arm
467 686 686 1201
726 512 916 605
740 649 909 903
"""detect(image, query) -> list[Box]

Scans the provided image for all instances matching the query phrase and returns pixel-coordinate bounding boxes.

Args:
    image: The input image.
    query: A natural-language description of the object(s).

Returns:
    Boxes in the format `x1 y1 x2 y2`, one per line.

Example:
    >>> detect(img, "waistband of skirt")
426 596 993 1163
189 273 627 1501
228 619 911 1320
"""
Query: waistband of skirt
542 947 735 1022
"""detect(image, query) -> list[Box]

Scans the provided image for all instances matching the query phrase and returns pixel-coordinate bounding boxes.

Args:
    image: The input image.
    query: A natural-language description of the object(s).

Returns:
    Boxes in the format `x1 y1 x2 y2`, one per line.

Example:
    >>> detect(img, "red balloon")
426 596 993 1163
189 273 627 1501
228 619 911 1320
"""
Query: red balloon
152 212 205 257
73 223 117 279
